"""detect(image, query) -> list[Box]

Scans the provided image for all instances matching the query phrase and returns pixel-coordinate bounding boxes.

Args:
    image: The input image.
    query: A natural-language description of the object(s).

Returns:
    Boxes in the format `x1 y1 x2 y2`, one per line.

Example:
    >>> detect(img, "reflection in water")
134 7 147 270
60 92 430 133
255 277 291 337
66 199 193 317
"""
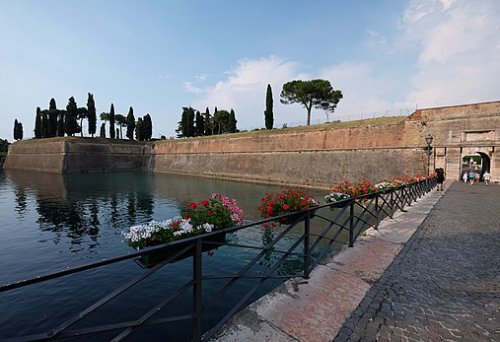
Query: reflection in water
5 170 156 252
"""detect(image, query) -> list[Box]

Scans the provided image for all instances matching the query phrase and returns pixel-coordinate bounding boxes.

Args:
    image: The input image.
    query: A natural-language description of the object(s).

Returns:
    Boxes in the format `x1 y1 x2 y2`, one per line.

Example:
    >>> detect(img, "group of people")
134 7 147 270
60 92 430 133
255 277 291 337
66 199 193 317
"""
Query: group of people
436 168 493 191
462 170 492 185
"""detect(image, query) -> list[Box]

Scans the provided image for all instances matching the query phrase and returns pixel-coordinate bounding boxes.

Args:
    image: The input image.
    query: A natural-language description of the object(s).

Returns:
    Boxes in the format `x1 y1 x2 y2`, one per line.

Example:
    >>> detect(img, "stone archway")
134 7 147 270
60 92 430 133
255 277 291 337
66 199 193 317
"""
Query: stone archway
459 147 495 182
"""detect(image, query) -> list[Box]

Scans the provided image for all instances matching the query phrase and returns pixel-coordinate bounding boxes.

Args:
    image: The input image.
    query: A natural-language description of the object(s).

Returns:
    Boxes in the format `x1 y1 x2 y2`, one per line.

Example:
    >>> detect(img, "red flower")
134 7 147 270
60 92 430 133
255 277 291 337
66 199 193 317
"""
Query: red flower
200 200 210 207
188 202 197 209
282 204 290 210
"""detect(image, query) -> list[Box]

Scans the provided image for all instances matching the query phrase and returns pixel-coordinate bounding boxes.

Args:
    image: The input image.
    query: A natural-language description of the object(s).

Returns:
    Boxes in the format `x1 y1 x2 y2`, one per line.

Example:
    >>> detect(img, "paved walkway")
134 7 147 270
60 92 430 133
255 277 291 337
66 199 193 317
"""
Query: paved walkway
334 182 500 341
214 184 446 341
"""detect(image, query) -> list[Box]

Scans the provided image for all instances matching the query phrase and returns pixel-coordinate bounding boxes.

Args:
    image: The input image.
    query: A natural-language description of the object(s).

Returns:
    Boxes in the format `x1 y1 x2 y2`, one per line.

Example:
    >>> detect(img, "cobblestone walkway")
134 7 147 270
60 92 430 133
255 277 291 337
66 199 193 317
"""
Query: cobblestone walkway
334 182 500 341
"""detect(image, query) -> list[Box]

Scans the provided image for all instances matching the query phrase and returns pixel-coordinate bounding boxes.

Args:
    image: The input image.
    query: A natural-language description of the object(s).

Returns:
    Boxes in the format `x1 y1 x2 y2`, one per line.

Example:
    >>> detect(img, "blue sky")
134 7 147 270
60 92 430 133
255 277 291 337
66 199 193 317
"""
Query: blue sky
1 0 499 141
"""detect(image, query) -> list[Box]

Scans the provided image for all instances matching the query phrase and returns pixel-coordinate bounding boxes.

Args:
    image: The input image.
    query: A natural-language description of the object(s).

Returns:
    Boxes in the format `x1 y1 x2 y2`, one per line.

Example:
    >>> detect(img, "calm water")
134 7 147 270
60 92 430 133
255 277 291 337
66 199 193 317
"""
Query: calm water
0 170 337 341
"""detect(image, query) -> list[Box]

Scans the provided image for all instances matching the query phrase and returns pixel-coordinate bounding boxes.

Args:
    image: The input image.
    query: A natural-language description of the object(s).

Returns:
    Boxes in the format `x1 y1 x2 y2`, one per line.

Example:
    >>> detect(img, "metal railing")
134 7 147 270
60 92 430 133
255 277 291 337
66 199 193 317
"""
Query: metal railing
0 178 436 341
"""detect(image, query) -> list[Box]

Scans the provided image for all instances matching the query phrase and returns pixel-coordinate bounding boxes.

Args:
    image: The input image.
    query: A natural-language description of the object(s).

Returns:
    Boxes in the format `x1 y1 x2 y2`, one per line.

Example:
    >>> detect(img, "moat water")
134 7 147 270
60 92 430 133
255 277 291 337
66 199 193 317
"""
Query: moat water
0 170 343 341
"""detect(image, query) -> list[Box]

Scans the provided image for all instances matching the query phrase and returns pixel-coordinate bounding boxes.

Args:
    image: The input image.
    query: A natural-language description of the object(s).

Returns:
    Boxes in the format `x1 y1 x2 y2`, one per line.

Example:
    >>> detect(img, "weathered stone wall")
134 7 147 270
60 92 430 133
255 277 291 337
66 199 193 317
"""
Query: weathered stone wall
4 137 150 173
4 101 499 185
153 148 425 188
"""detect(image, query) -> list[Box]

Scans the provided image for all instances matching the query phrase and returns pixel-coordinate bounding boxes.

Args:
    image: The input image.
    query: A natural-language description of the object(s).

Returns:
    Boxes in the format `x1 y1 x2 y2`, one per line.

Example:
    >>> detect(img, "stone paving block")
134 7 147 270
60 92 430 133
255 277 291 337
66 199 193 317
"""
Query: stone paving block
254 265 371 342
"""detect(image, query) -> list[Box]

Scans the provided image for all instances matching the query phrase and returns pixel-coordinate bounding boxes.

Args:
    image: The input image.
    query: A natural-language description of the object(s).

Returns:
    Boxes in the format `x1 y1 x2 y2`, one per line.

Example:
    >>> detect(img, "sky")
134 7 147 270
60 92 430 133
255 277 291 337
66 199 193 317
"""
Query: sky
1 0 499 141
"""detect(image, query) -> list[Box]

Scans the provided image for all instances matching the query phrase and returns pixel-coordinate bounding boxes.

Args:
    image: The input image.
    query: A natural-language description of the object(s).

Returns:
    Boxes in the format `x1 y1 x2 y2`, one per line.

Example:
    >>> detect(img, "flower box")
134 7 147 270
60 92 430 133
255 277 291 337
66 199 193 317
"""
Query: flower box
136 232 227 268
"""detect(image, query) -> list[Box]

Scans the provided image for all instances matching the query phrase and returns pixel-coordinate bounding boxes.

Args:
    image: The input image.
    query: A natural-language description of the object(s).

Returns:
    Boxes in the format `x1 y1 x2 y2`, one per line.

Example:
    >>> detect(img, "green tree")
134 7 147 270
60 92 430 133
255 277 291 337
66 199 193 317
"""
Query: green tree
47 98 59 137
204 107 212 136
77 107 88 137
228 109 237 133
135 117 144 141
280 79 342 126
41 110 49 137
195 110 204 136
213 110 230 134
34 107 42 138
176 107 195 137
126 106 135 140
109 103 115 139
143 114 153 140
100 122 106 138
265 84 274 129
57 112 65 137
0 138 9 153
65 97 80 136
87 93 97 137
13 119 23 140
115 114 127 139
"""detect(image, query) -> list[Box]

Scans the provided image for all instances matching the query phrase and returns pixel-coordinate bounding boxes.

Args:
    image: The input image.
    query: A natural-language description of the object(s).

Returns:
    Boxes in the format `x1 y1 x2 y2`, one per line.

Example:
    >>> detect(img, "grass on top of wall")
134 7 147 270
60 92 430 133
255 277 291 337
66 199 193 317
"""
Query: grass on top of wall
163 115 407 142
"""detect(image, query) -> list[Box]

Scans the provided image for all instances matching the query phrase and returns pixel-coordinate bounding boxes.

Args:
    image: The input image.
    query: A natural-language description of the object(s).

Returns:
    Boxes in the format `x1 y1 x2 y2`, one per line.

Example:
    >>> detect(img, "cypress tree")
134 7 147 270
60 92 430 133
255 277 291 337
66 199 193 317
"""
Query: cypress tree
57 112 65 137
228 109 237 133
87 93 97 137
265 84 274 129
116 128 120 139
135 117 144 141
41 111 49 138
100 123 106 138
34 107 42 138
18 121 23 140
48 98 58 137
109 103 115 139
204 107 212 136
187 108 194 137
195 110 204 136
143 114 153 140
126 106 135 140
13 119 18 140
176 109 187 138
65 97 80 136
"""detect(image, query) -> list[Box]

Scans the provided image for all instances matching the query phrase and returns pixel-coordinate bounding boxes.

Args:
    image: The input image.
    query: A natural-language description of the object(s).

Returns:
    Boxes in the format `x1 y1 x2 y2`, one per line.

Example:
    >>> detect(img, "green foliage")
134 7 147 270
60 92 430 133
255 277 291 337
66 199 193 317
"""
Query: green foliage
135 117 144 141
143 114 153 140
100 123 106 138
265 84 274 129
41 110 49 137
13 119 23 140
47 98 59 137
64 97 80 136
126 107 135 140
34 107 42 138
109 103 115 139
87 93 97 137
280 79 343 126
195 110 204 136
57 112 65 137
213 109 230 134
184 199 234 230
228 109 237 133
176 107 195 137
204 107 212 136
0 138 9 153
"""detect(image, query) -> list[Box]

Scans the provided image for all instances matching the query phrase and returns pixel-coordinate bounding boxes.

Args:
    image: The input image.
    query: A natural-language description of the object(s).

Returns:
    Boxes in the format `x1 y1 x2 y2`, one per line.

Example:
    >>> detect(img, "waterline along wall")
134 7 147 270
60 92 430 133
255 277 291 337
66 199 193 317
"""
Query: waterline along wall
4 101 500 185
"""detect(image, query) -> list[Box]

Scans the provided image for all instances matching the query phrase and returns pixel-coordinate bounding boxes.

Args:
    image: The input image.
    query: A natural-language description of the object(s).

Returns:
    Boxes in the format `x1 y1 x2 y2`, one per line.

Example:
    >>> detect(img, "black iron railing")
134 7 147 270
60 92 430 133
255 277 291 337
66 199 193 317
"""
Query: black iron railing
0 178 436 341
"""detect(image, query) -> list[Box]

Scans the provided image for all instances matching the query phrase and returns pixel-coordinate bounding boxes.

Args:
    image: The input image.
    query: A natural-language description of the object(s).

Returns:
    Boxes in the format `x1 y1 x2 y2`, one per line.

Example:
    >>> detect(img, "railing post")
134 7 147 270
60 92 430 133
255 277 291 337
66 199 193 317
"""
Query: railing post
303 215 310 279
374 195 380 230
349 200 355 247
193 239 202 342
390 190 394 218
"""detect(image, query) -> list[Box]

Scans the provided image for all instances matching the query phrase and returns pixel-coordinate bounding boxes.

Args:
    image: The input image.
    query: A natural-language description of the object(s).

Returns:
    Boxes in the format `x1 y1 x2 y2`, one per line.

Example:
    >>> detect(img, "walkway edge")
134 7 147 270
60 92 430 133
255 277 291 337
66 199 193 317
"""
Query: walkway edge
212 187 446 342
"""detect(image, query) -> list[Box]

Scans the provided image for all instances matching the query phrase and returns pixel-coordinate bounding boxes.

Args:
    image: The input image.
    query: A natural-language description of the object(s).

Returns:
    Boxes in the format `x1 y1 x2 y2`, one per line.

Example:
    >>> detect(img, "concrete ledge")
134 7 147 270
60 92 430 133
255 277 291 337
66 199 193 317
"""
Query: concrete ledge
213 188 445 342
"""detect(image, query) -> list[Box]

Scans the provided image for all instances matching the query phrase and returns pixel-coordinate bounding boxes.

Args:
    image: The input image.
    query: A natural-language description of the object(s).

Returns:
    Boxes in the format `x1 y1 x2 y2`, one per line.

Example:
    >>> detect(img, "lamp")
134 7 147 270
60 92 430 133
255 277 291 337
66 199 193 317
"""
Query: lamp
425 133 433 175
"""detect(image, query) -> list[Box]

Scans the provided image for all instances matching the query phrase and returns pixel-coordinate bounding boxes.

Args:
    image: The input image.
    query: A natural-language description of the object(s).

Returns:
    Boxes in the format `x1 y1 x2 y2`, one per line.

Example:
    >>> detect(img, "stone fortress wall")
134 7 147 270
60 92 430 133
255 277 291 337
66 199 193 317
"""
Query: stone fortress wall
4 101 500 187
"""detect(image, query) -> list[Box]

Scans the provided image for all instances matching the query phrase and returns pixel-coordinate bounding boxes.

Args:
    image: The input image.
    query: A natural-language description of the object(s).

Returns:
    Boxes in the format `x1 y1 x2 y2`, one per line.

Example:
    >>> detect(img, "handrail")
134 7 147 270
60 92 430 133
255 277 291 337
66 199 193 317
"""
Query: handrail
0 177 436 341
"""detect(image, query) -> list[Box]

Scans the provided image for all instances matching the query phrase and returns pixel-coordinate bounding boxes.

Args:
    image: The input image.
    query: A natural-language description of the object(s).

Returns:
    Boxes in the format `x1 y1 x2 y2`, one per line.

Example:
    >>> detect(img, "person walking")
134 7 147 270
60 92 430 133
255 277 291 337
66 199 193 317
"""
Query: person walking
436 168 445 191
462 171 468 183
483 171 491 185
469 170 475 185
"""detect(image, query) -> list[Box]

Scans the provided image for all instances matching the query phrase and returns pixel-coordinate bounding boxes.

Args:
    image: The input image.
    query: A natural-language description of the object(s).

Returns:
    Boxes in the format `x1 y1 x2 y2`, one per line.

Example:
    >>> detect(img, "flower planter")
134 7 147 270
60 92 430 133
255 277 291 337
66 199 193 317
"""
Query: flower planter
136 233 226 269
278 208 317 225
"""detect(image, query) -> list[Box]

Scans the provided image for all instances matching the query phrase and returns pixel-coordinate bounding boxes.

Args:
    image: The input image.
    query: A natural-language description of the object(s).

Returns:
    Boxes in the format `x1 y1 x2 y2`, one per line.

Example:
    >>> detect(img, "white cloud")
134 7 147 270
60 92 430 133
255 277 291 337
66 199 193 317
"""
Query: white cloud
187 56 311 129
404 0 500 107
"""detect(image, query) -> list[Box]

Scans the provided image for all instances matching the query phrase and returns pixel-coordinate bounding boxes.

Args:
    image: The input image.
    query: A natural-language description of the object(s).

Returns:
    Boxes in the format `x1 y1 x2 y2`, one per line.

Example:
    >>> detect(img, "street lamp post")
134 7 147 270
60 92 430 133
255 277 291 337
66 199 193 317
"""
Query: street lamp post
425 133 434 175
